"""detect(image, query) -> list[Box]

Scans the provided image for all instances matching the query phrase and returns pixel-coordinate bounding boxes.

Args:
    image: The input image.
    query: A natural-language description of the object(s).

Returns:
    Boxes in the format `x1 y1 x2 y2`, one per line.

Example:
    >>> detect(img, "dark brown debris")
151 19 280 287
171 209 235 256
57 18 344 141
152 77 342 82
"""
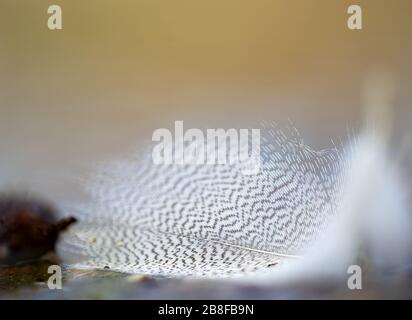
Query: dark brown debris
0 194 77 266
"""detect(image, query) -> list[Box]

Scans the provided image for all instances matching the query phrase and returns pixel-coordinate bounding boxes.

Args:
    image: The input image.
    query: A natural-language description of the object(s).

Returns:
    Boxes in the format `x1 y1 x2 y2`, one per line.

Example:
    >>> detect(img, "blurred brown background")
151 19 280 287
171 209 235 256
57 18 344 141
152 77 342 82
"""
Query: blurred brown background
0 0 411 200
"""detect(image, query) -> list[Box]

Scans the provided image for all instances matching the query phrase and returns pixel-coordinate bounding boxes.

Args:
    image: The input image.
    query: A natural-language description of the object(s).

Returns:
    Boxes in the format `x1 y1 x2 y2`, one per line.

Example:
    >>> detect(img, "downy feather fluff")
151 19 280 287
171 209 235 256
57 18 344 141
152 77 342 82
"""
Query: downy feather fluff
60 124 347 277
60 72 411 279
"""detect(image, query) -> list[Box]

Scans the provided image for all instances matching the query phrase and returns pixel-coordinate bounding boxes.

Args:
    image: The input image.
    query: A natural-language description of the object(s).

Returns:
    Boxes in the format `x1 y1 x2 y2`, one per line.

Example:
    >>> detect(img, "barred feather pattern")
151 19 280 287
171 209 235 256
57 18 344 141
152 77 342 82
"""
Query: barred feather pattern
60 125 345 277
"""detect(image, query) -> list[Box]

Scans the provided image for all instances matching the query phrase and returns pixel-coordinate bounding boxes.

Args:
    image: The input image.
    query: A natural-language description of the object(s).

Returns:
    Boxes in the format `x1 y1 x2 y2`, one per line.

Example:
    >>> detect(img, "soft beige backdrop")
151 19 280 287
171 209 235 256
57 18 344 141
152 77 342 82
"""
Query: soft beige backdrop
0 0 411 200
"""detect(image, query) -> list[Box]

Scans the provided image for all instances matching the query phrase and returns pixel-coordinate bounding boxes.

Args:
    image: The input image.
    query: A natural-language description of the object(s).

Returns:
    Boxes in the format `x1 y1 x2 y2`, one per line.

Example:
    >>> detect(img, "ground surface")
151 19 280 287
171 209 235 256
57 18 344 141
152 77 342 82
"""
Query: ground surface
1 260 411 299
